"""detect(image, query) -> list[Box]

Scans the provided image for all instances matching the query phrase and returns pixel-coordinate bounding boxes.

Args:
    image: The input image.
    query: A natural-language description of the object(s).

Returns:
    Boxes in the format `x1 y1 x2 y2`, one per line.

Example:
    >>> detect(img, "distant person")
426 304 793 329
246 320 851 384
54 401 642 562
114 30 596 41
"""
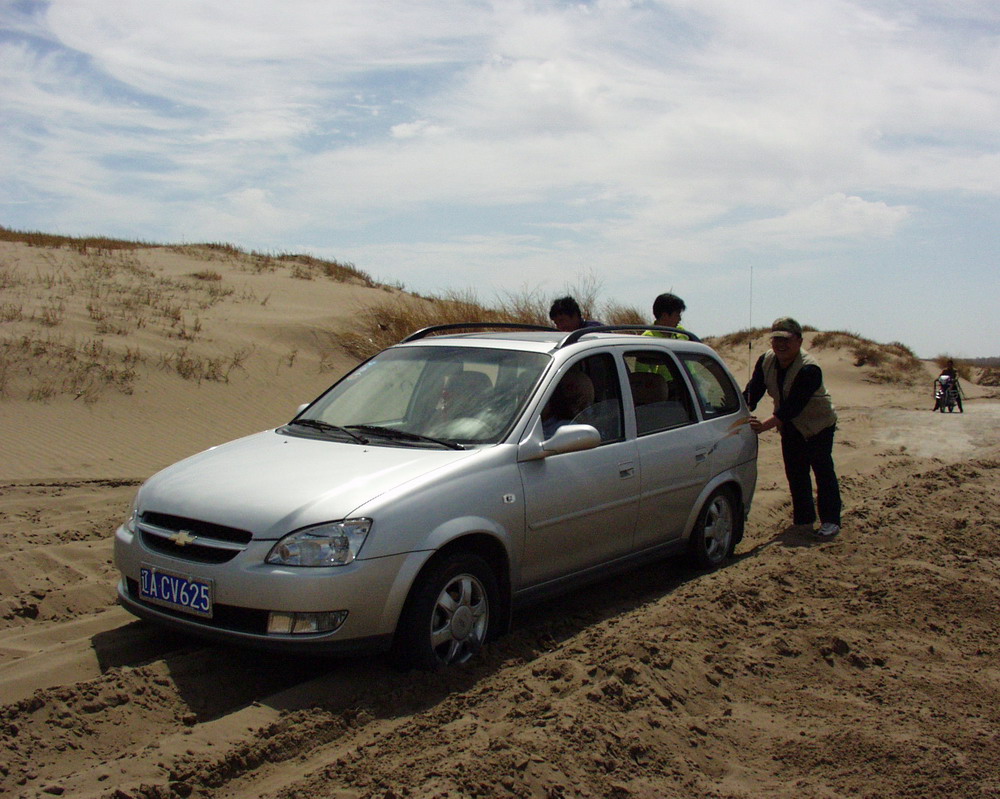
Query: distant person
743 317 842 538
933 360 963 412
549 296 602 333
643 292 690 340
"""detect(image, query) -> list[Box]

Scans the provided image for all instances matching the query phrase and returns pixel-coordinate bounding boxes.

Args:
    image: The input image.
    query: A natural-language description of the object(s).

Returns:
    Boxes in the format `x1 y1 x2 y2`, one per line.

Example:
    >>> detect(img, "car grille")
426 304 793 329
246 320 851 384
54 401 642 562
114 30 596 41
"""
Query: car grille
138 512 253 564
125 578 269 634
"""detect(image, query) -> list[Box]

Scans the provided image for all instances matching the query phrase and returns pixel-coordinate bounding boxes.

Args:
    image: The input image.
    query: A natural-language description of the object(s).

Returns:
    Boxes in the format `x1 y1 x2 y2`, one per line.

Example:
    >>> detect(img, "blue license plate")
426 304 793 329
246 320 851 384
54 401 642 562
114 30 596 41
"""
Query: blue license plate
139 566 213 618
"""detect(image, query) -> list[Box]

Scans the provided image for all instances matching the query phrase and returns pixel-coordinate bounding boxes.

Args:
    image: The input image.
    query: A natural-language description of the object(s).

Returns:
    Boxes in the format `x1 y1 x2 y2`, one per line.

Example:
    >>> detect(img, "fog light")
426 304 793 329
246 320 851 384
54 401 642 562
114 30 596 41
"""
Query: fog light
267 610 348 635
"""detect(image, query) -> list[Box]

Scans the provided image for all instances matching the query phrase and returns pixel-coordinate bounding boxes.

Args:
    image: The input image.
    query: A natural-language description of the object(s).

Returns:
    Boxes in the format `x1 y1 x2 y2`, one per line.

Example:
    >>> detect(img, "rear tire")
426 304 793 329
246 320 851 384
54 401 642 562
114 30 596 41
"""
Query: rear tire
688 488 736 569
391 551 499 670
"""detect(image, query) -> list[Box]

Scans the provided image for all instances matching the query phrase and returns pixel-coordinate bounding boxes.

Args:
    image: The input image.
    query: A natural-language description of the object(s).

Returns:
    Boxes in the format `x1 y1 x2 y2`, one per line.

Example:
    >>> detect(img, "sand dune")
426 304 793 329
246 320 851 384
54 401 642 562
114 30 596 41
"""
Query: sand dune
1 240 998 798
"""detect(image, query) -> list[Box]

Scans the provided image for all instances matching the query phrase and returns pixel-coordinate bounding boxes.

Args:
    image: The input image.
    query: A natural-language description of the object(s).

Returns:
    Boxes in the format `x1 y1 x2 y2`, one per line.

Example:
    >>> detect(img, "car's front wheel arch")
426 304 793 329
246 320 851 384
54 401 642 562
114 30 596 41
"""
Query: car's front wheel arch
389 535 510 670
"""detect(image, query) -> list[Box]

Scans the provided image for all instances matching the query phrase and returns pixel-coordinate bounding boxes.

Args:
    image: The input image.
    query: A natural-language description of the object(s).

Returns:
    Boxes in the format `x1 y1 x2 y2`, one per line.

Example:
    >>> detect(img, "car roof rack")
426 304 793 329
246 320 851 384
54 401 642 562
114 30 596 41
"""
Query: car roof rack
558 325 701 347
401 322 556 342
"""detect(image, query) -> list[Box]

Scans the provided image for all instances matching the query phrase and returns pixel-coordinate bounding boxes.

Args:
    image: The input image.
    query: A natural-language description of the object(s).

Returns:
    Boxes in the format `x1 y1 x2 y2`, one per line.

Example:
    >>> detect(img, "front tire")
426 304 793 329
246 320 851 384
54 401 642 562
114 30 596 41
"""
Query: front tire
391 552 499 670
689 489 736 569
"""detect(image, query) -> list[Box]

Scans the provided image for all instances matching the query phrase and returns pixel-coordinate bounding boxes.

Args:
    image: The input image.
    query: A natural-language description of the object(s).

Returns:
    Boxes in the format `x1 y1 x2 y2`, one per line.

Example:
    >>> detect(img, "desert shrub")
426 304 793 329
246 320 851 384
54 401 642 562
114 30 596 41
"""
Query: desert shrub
189 270 223 281
811 330 859 349
0 265 25 290
494 287 550 326
601 302 646 326
158 345 253 383
339 284 653 362
0 225 155 252
813 329 924 385
978 367 1000 387
0 331 142 402
37 302 65 327
0 303 23 323
886 341 918 359
277 254 374 286
338 290 552 361
710 327 769 349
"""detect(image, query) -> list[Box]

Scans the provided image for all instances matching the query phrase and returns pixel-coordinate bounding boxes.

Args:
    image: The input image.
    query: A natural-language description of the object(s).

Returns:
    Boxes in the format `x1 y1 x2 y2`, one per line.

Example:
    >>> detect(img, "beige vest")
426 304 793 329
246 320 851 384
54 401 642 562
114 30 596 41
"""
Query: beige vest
762 349 837 438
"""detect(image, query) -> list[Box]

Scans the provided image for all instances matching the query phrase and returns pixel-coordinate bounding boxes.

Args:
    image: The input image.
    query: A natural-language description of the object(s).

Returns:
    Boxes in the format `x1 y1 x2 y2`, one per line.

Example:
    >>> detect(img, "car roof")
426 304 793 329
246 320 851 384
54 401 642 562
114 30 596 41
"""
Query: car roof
393 326 718 357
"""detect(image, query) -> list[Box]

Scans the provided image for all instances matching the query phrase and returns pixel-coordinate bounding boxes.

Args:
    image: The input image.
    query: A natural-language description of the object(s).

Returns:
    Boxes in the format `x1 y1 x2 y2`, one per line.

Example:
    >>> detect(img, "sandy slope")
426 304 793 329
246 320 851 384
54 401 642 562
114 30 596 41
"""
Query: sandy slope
1 241 999 798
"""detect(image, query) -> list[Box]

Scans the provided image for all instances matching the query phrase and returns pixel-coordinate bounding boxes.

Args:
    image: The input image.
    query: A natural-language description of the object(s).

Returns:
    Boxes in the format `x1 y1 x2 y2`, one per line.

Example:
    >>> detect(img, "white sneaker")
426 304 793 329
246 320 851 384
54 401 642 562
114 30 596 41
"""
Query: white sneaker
815 523 840 538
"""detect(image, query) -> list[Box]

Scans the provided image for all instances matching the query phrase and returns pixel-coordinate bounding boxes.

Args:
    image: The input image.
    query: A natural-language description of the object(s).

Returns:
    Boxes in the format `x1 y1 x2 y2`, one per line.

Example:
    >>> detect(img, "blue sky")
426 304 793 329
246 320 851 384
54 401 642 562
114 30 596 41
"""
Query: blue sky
2 0 998 357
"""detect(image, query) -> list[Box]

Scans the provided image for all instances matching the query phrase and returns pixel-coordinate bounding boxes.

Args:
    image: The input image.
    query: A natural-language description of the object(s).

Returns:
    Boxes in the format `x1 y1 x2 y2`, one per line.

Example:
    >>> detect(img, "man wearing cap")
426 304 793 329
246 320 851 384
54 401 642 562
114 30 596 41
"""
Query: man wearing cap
743 317 842 538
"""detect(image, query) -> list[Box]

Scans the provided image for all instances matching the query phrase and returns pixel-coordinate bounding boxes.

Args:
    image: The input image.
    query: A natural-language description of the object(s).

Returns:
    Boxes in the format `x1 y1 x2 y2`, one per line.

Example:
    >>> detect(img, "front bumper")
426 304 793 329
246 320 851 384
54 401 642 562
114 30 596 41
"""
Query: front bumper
114 523 430 653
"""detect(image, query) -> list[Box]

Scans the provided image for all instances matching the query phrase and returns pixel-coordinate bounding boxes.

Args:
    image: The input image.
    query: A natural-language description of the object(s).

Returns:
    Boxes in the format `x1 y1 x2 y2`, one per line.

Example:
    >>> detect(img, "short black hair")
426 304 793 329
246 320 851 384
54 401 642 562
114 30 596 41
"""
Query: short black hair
652 292 685 318
549 296 582 320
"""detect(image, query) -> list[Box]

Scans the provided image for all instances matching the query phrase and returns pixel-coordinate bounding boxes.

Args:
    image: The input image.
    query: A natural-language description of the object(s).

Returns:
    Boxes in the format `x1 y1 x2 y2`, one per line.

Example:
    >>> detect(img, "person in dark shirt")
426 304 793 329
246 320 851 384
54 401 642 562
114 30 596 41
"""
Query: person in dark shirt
549 296 602 332
933 360 963 412
744 317 842 538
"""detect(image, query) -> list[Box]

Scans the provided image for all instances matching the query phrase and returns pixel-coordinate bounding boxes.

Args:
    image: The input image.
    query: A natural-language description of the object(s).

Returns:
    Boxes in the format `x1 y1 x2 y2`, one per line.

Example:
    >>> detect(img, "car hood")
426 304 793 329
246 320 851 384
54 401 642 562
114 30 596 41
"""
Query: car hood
137 429 477 539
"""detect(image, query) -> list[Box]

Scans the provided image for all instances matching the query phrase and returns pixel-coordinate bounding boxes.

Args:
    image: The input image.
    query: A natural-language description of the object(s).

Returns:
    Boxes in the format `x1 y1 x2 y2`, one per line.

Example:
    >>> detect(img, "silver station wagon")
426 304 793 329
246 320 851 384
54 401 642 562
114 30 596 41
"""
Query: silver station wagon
115 324 757 668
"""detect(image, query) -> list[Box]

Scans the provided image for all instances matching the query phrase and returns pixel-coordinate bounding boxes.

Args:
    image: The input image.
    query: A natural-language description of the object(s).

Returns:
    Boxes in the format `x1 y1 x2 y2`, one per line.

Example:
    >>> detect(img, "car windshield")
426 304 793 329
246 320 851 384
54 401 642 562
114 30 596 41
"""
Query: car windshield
297 345 550 446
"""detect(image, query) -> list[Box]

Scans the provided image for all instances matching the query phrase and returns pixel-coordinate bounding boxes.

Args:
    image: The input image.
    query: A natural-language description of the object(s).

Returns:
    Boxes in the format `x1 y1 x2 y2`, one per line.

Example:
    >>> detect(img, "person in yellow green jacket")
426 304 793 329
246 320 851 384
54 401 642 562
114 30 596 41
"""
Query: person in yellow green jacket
634 293 689 383
642 292 690 340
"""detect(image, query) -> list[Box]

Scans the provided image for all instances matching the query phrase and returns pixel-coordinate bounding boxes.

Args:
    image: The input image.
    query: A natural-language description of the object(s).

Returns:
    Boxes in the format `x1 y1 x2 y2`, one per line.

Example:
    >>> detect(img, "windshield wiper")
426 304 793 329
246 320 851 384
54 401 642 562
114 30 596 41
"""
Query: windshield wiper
289 419 369 444
345 424 465 450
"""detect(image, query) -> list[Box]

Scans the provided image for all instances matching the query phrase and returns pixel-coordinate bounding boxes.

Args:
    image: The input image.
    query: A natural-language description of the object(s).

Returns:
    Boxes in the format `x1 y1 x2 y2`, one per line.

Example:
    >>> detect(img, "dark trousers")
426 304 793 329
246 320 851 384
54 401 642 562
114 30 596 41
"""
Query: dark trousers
780 424 841 526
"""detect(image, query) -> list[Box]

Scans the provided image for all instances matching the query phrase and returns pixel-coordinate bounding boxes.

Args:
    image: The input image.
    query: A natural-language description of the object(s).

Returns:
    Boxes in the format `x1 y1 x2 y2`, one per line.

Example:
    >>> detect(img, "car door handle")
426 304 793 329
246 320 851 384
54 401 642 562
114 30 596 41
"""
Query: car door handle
695 444 716 462
618 462 635 479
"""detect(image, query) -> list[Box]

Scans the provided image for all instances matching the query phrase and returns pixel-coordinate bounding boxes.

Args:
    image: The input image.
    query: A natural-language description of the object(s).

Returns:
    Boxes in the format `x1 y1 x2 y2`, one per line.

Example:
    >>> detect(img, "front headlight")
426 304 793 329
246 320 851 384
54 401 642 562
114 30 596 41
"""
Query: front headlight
265 518 372 567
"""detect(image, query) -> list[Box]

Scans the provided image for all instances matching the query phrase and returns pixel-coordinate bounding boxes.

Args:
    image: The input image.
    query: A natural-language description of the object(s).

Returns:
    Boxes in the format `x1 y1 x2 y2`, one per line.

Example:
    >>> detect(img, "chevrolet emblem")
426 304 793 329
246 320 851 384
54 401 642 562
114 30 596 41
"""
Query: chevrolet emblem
170 530 197 546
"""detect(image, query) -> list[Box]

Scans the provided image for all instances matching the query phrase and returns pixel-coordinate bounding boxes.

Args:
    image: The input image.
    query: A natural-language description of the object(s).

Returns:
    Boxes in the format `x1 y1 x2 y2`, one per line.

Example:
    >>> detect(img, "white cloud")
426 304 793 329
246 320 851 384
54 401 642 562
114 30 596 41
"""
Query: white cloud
725 194 911 248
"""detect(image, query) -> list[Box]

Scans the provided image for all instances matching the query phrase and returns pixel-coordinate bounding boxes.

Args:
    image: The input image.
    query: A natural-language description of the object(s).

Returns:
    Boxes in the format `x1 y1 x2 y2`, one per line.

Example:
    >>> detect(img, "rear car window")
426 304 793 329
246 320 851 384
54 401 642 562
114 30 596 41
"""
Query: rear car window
677 353 742 419
624 351 697 434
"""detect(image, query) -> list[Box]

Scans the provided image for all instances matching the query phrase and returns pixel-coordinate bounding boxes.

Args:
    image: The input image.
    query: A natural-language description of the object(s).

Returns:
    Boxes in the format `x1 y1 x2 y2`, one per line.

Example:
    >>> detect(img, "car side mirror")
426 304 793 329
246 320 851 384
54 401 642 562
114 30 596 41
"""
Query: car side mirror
520 424 601 461
295 403 309 415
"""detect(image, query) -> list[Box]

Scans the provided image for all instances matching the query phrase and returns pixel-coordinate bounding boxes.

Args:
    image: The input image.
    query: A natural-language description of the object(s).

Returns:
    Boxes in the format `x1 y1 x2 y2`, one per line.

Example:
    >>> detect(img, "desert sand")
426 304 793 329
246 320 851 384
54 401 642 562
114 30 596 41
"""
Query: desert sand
1 239 998 799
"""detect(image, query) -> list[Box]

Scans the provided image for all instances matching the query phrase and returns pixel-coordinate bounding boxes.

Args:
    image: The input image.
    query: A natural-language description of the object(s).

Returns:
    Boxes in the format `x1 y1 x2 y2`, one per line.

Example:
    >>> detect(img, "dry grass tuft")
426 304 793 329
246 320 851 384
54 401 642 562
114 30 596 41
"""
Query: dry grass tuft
601 302 646 326
978 367 1000 387
813 330 924 384
0 229 378 288
276 254 374 285
189 270 222 282
157 345 253 384
0 304 23 323
0 332 141 403
338 286 647 362
169 244 376 287
338 290 539 360
0 225 156 253
707 327 769 349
